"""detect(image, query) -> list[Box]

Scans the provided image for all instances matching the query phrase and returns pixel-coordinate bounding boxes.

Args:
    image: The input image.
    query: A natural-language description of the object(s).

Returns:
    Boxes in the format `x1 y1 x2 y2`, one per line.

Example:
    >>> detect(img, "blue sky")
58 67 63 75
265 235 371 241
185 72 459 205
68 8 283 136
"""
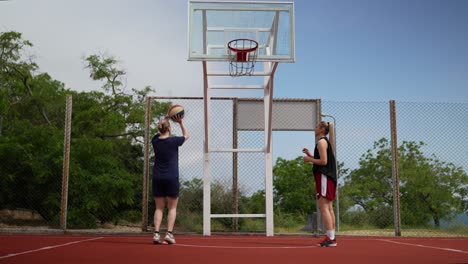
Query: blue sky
1 0 467 102
278 0 468 102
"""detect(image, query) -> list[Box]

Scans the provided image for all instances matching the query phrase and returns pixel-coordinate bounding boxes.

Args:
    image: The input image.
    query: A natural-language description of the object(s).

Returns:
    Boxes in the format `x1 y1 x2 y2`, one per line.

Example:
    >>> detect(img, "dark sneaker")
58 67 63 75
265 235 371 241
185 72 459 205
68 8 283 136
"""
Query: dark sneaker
317 236 337 247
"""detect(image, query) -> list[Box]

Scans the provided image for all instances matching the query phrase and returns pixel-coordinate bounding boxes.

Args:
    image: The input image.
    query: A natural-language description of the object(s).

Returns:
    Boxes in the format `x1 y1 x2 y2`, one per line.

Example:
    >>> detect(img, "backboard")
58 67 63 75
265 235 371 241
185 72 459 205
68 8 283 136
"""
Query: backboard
188 1 295 62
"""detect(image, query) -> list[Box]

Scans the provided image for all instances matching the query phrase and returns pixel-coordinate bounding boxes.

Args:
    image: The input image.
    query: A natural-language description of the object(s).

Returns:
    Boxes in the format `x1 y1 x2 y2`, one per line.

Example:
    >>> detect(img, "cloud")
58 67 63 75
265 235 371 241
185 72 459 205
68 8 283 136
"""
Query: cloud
0 0 203 96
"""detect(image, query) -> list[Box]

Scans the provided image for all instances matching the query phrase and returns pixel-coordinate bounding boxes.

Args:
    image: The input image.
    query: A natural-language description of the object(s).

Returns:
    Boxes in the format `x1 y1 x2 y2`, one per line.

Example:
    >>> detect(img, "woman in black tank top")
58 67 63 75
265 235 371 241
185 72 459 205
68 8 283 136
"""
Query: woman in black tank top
302 121 337 247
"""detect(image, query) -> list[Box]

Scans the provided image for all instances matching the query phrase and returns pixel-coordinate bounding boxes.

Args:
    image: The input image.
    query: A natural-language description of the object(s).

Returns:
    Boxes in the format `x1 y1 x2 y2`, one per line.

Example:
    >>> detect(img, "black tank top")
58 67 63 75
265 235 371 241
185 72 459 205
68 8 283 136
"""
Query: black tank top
312 137 337 184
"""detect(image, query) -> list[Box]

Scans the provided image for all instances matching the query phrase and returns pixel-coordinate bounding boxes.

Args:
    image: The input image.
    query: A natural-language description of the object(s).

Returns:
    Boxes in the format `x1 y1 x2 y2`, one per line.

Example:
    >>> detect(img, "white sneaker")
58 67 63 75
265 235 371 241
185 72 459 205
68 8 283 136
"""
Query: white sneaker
165 232 176 244
153 232 162 244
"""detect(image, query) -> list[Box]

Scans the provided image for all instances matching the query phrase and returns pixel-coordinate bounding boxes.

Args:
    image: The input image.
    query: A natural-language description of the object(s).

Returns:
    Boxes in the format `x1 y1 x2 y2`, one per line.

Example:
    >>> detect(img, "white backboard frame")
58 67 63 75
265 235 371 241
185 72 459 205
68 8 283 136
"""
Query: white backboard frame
188 0 295 62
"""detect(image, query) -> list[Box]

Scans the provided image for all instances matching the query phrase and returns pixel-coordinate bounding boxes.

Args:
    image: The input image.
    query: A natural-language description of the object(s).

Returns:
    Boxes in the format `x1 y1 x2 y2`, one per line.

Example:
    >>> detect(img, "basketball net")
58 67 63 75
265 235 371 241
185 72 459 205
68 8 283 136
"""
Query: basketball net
227 39 258 77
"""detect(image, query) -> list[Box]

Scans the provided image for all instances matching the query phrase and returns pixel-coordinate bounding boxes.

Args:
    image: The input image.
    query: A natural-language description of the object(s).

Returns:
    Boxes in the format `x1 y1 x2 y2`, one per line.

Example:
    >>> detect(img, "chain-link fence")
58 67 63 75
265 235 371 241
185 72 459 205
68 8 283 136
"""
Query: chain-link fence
324 101 468 237
0 95 68 231
143 98 269 234
1 97 467 237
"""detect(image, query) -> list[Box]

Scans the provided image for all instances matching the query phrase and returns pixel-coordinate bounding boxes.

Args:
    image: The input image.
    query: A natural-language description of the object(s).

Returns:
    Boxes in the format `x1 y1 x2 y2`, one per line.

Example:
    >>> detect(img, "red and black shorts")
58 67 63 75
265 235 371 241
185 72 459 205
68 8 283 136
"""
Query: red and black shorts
314 172 336 201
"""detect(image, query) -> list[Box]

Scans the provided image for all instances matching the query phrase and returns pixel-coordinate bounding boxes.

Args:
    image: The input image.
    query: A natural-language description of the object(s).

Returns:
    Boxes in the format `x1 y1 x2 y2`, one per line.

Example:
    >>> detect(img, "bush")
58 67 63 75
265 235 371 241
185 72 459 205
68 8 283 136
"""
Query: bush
340 210 369 227
67 208 97 229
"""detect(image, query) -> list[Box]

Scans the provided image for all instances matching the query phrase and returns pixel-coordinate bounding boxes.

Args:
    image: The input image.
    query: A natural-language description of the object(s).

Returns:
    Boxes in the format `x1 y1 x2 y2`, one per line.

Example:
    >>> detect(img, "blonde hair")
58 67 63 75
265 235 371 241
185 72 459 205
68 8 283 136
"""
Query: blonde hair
157 117 171 133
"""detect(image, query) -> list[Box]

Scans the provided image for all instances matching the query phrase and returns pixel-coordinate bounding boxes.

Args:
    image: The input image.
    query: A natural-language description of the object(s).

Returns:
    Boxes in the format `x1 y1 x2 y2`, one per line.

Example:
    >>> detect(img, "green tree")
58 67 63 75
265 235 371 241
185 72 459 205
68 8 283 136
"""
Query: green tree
179 178 203 212
0 31 57 128
340 138 467 228
398 141 467 227
0 31 170 228
0 31 68 223
273 157 315 215
340 138 394 228
63 53 168 227
272 155 349 231
244 190 265 214
176 178 204 232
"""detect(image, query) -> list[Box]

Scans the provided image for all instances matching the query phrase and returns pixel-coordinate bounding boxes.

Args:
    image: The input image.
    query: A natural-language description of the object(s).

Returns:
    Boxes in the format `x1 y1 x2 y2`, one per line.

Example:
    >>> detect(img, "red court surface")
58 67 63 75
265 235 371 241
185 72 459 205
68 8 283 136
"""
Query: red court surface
0 234 467 264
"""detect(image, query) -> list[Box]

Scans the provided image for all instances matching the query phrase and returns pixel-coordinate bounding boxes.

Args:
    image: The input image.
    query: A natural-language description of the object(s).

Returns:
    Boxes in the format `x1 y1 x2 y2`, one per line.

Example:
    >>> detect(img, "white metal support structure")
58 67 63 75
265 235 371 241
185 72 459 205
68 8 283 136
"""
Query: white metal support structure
202 61 278 236
189 0 295 237
264 61 278 236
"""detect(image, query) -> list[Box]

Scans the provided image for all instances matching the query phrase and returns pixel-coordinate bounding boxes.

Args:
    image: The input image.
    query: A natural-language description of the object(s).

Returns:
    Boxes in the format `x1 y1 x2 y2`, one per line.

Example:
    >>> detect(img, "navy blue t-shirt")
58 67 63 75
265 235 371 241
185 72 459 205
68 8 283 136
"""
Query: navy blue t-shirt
151 134 185 180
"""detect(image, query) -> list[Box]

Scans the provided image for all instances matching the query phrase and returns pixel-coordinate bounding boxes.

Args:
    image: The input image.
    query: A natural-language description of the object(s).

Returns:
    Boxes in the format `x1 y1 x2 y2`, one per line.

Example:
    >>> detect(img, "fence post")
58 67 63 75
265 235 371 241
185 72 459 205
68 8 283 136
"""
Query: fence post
390 100 401 236
60 95 72 230
142 97 151 231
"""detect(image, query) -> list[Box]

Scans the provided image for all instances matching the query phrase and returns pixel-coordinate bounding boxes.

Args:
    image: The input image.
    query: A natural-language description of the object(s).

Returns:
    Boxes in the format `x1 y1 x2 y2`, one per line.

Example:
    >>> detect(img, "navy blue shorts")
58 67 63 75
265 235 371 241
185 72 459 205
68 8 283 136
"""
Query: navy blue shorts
152 178 179 198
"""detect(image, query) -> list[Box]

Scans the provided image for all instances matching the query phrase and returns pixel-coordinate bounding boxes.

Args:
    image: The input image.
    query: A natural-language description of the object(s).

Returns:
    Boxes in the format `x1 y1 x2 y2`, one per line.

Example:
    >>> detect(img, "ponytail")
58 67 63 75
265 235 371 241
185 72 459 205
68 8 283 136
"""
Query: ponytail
157 117 171 133
328 122 336 155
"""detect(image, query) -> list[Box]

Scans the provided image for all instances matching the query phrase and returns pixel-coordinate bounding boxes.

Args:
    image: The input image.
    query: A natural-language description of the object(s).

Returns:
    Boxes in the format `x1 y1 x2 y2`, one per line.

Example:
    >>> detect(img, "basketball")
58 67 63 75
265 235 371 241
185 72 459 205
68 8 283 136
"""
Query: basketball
167 104 184 121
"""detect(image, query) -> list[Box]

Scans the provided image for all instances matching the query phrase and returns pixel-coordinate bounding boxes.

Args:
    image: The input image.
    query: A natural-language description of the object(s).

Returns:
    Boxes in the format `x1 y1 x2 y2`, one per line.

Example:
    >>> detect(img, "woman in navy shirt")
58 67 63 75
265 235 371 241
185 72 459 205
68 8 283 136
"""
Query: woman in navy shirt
152 116 189 245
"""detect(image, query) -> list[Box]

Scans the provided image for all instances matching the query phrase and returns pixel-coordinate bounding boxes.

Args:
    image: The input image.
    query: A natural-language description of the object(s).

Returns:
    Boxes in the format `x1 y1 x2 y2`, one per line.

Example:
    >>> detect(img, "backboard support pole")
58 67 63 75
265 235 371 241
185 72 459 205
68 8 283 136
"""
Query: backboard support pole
202 61 211 236
190 0 295 237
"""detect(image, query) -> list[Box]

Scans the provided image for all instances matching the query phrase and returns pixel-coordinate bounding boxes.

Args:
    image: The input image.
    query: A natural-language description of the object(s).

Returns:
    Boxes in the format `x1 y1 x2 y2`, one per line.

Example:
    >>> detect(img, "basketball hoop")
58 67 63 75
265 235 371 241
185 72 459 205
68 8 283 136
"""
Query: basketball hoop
227 39 258 77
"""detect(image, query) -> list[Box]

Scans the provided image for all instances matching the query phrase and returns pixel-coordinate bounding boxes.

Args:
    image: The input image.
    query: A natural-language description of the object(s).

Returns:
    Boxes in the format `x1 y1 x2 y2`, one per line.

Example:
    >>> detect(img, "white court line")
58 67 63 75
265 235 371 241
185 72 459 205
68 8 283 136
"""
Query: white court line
0 237 104 259
378 239 468 254
175 243 320 249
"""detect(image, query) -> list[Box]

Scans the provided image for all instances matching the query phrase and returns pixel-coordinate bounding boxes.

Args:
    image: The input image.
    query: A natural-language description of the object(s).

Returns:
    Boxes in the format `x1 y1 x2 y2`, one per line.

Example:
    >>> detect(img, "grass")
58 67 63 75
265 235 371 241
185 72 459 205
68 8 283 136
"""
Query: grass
2 208 466 237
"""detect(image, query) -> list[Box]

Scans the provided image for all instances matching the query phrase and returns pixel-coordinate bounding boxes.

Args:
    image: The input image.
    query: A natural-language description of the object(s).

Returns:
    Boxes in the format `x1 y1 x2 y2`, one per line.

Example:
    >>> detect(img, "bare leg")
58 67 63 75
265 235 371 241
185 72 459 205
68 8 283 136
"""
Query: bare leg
328 202 336 230
154 197 165 232
166 197 179 232
318 197 334 231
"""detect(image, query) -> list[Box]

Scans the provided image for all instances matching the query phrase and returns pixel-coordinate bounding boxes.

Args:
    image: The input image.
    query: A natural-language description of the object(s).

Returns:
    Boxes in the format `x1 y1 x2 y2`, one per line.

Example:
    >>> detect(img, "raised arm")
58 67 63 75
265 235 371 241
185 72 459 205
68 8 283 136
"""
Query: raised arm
178 120 189 142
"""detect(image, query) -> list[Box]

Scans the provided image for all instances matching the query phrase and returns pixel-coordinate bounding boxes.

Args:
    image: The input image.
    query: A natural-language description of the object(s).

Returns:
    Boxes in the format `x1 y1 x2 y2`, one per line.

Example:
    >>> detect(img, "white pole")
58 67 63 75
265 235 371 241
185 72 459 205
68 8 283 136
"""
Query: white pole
264 66 275 236
202 61 211 236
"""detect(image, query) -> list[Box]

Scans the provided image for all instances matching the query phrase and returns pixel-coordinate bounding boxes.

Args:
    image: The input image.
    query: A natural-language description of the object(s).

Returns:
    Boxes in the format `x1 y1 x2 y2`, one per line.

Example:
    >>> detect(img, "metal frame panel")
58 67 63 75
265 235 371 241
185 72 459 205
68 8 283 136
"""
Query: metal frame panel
237 98 321 131
188 0 295 62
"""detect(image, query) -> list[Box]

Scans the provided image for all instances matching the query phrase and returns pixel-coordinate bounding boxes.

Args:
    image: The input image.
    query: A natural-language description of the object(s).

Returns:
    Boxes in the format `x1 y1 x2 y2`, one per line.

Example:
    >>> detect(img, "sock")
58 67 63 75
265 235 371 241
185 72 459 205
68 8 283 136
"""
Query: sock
326 230 335 240
154 231 159 234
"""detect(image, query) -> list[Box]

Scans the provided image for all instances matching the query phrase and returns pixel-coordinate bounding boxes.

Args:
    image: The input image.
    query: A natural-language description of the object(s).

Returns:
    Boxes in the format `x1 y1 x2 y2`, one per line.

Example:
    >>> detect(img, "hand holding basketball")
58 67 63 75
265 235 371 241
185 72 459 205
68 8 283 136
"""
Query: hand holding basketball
172 115 184 123
167 105 185 122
